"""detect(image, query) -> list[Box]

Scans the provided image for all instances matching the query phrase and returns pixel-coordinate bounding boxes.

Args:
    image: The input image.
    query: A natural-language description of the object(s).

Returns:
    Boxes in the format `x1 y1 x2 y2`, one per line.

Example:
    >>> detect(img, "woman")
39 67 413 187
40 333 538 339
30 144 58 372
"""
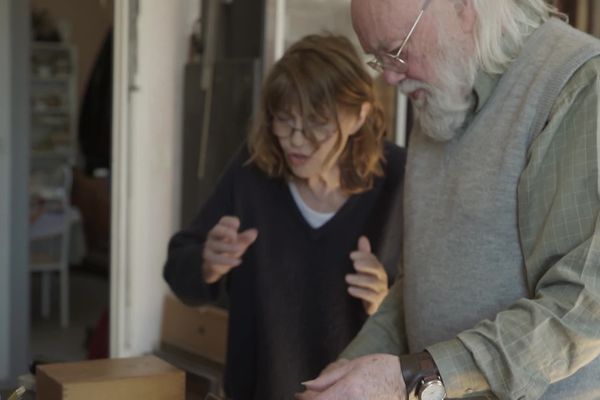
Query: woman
163 34 405 400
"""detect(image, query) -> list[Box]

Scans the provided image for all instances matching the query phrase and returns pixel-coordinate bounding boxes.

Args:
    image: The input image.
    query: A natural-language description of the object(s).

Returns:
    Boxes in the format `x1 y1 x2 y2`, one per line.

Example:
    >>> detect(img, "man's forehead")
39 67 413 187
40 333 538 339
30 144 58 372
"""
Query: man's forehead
351 0 420 17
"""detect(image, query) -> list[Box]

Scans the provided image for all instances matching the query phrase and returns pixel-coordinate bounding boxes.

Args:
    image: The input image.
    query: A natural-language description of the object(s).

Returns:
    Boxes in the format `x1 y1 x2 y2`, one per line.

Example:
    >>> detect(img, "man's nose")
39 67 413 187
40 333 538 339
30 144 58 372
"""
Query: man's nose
383 68 407 86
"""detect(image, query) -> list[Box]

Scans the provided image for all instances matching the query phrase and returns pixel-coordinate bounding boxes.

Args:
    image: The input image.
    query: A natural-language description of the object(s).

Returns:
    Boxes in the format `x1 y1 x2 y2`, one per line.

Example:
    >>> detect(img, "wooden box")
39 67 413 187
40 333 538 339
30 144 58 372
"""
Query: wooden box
36 355 185 400
161 294 228 364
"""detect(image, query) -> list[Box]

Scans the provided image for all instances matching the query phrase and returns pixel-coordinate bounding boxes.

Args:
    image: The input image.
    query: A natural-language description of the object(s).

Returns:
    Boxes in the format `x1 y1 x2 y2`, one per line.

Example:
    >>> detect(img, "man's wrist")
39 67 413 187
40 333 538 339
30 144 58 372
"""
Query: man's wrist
398 351 440 394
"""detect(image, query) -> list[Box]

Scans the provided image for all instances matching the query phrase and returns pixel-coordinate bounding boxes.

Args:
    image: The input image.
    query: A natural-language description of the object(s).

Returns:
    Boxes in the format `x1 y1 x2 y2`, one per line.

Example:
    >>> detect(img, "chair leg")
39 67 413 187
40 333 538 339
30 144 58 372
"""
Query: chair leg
60 267 69 328
41 272 51 319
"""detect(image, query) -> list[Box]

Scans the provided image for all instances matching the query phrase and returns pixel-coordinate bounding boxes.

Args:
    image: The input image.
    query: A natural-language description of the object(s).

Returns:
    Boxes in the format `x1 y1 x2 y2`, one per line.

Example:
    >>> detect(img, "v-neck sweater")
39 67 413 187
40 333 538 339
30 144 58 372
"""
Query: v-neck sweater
164 141 405 400
288 182 336 228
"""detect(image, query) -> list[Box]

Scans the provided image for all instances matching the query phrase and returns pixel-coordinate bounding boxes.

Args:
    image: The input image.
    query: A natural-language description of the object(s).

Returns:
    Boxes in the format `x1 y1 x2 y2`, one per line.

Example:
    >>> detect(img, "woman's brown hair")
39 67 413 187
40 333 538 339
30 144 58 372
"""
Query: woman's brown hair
248 33 386 194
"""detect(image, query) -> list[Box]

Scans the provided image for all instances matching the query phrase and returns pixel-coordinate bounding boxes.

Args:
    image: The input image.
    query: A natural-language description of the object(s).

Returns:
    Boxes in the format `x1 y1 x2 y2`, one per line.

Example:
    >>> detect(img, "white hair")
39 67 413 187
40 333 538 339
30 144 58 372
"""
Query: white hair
399 19 478 141
472 0 565 74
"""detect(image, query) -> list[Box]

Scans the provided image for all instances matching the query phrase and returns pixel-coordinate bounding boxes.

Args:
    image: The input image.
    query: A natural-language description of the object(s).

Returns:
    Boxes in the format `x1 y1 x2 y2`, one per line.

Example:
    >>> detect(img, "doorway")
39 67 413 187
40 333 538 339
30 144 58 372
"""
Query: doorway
28 0 113 364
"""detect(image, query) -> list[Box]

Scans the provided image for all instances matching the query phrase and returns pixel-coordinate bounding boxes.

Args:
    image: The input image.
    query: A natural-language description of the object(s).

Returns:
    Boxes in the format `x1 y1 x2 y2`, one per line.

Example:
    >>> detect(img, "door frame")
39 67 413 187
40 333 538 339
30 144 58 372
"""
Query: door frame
0 0 30 387
110 0 136 357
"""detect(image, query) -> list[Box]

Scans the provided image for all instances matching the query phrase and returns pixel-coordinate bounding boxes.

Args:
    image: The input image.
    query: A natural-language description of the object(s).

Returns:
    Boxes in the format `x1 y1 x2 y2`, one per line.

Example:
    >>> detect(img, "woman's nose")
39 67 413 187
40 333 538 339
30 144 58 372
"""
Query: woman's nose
290 129 306 146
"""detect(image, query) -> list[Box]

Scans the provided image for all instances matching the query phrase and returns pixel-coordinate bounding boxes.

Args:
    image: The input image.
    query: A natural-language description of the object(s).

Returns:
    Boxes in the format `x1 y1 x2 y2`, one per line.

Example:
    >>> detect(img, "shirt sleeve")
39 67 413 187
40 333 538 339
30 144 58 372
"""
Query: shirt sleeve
162 149 244 305
427 62 600 399
339 144 408 359
340 276 409 359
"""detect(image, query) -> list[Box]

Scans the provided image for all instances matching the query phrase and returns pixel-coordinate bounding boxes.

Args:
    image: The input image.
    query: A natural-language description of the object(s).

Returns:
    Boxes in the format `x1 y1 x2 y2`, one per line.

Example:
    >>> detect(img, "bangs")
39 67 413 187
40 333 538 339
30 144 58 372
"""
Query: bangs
264 56 338 124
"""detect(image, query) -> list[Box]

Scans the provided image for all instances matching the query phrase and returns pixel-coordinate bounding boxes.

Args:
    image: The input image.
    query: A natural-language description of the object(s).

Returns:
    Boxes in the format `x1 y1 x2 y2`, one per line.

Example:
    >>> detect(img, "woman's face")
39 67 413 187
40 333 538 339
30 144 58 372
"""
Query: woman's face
272 105 367 181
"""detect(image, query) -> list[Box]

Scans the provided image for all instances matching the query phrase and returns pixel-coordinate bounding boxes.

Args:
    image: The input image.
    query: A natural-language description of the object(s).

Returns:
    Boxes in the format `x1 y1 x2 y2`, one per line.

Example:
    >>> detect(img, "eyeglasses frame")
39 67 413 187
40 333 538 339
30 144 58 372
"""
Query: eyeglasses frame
367 0 433 73
271 115 338 143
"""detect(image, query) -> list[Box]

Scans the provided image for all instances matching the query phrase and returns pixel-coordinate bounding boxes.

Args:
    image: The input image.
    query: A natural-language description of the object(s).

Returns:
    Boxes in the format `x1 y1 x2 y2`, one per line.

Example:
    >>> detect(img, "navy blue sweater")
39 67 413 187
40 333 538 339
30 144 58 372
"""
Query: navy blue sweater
164 142 405 400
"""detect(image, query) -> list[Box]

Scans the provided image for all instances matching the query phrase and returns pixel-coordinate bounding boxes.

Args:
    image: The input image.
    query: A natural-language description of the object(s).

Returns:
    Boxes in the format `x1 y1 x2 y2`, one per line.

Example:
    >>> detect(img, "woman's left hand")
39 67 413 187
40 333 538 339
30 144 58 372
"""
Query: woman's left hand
346 236 388 315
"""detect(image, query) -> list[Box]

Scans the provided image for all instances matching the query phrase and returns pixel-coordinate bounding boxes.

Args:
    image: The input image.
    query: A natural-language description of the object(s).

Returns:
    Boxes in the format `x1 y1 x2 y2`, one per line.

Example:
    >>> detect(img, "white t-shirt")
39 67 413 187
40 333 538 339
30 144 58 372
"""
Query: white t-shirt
288 182 336 229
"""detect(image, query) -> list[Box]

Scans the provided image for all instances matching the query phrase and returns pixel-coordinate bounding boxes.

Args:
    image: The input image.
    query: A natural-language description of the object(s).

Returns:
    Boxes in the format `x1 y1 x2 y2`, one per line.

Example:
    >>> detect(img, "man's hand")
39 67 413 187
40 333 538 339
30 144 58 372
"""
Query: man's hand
347 236 389 315
296 354 406 400
321 358 350 374
202 216 258 283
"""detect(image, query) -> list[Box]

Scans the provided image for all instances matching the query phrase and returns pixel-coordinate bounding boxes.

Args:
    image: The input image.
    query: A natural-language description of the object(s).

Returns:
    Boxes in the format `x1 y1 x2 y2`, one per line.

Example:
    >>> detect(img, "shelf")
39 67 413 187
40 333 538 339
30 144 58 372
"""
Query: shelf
32 109 70 116
31 76 70 84
32 116 69 125
31 41 71 51
30 42 77 177
32 150 72 159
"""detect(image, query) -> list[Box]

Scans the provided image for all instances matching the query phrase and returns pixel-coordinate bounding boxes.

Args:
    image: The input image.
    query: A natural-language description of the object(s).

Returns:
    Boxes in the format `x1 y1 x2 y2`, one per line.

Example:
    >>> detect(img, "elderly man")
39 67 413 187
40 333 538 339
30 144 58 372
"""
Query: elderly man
297 0 600 399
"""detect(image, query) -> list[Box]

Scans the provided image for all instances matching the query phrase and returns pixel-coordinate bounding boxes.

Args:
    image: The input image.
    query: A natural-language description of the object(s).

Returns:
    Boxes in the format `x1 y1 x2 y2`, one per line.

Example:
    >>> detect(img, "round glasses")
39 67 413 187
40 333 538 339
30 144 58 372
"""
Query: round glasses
271 115 337 142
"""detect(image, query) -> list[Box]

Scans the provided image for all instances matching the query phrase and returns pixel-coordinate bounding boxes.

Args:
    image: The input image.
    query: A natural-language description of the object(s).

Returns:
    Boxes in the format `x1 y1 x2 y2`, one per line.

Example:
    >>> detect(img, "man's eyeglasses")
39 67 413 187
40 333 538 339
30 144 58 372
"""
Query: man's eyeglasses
271 115 337 142
367 0 433 73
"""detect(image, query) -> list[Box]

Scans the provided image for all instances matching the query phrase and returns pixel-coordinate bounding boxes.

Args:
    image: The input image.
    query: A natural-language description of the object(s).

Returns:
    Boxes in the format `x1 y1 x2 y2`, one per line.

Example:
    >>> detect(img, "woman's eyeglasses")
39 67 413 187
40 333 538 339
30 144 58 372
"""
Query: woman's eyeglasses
271 115 337 142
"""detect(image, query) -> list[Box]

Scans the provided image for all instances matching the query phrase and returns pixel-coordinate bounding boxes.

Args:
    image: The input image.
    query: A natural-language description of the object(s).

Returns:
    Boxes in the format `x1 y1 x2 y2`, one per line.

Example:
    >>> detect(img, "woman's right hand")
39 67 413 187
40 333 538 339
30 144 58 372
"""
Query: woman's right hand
202 216 258 283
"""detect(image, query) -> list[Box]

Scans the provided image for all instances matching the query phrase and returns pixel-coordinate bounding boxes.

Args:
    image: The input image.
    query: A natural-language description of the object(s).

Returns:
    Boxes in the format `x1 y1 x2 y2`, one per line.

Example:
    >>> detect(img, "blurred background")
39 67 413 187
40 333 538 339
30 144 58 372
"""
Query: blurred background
0 0 597 397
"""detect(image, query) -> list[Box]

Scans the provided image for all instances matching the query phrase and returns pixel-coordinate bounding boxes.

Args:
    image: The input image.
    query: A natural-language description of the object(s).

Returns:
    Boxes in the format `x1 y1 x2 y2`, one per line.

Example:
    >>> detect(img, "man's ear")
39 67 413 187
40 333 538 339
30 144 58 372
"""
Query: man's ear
349 102 372 135
454 0 476 34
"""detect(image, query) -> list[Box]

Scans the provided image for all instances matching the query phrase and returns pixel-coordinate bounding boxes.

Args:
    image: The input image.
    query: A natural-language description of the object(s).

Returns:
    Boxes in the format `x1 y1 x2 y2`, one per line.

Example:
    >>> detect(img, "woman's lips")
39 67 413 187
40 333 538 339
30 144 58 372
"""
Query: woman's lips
287 152 310 166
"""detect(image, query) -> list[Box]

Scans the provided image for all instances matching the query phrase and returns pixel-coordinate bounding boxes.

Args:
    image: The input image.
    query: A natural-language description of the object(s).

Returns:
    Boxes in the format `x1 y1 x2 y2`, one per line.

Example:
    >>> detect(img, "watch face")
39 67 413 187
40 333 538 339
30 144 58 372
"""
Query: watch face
420 380 446 400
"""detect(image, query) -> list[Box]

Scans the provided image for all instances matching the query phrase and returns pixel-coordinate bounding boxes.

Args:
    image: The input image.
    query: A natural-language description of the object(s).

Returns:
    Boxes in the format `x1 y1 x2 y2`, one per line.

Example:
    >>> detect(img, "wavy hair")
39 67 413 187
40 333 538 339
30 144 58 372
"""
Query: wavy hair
472 0 565 74
248 34 387 194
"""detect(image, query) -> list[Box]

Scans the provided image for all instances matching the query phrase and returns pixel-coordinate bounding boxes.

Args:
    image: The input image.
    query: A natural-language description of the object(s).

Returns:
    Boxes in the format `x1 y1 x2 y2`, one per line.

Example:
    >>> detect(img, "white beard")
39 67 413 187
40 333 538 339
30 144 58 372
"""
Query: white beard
400 32 478 142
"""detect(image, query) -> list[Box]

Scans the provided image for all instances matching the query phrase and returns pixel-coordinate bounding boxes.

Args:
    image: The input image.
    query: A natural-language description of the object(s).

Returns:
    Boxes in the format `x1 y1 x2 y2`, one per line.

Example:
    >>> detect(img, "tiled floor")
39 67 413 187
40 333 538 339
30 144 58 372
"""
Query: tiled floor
30 268 109 364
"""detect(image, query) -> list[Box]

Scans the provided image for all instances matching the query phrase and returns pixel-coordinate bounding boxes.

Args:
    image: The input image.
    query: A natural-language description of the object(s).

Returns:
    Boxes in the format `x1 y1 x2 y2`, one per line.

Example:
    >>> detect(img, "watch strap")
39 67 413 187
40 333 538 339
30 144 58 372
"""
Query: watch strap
398 351 440 394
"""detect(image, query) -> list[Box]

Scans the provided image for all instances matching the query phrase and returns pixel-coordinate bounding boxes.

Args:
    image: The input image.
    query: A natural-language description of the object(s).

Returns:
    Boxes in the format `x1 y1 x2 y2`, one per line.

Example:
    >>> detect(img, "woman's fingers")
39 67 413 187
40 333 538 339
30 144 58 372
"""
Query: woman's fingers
237 228 259 250
351 260 387 280
203 247 242 268
347 249 389 315
345 273 381 292
347 285 379 303
207 239 245 255
202 246 242 283
202 217 258 283
208 223 238 242
219 216 241 230
207 220 258 256
347 285 387 315
357 235 371 253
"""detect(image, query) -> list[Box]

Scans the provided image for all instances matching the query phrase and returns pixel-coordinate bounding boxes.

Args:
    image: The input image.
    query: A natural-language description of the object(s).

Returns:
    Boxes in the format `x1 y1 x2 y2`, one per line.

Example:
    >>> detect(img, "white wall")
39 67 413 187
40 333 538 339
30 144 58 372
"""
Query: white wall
111 0 198 357
265 0 357 72
285 0 356 48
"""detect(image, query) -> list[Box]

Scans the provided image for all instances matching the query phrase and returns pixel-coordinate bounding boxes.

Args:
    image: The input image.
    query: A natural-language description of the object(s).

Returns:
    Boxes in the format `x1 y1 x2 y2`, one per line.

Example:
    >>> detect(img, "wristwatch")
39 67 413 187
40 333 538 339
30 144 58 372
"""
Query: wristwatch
399 351 446 400
417 374 446 400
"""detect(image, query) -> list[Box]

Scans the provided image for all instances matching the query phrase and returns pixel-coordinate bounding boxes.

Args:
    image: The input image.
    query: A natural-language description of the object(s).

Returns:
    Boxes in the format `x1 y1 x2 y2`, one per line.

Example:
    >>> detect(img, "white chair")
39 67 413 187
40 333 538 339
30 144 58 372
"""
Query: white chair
30 166 72 328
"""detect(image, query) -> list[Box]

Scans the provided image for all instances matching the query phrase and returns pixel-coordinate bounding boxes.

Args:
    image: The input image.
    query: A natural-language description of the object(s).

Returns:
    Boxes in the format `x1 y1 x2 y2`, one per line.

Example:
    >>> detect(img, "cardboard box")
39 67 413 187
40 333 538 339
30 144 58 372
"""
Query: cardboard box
161 294 228 364
36 355 185 400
